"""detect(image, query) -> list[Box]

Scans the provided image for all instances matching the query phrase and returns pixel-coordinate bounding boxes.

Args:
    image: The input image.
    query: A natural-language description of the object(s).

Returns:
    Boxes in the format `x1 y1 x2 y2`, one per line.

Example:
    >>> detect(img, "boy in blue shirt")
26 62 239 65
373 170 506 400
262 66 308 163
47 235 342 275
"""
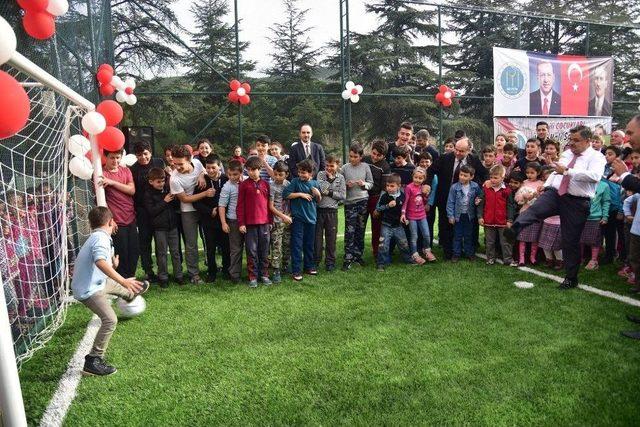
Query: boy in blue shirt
72 207 147 376
283 159 322 281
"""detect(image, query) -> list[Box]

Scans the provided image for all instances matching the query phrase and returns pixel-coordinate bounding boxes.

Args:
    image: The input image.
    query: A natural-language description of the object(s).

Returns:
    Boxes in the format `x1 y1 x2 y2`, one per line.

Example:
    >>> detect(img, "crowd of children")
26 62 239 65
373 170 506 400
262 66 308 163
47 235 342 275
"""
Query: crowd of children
76 122 637 293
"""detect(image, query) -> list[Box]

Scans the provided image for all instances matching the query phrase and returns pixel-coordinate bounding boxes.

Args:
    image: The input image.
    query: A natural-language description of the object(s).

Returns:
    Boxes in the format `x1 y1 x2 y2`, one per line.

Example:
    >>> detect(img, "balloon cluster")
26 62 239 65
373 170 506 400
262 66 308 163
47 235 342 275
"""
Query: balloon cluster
0 17 30 140
341 81 363 103
17 0 69 40
70 101 127 179
435 85 456 108
96 64 137 105
227 79 251 106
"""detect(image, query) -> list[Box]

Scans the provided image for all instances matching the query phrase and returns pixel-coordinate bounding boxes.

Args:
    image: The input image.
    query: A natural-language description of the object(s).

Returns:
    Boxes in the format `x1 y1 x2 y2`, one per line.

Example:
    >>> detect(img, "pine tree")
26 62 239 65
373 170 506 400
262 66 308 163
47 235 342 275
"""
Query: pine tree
267 0 322 82
185 0 254 91
112 0 184 76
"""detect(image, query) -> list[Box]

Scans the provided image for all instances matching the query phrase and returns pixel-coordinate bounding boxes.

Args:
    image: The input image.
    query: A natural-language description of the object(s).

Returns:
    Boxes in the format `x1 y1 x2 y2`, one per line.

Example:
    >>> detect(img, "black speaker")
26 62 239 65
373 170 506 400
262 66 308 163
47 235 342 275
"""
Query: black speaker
123 126 155 154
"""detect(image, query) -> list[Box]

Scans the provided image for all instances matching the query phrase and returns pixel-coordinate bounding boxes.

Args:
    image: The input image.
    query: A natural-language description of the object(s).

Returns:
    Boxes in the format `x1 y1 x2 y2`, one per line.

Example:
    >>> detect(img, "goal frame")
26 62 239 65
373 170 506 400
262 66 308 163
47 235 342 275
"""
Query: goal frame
0 50 106 427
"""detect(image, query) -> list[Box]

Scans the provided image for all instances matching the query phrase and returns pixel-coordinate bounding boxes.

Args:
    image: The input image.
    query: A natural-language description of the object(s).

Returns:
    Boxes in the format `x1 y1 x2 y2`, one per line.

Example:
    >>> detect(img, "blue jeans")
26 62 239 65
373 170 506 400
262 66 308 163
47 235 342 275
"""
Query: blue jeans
290 220 316 274
453 214 475 257
409 218 431 254
377 224 412 266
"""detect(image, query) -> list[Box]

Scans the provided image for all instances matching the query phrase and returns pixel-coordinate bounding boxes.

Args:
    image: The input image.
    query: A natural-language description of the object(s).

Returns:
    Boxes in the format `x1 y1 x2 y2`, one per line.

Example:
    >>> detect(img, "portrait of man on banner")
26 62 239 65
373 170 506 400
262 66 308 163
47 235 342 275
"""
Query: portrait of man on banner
588 63 613 117
529 55 562 115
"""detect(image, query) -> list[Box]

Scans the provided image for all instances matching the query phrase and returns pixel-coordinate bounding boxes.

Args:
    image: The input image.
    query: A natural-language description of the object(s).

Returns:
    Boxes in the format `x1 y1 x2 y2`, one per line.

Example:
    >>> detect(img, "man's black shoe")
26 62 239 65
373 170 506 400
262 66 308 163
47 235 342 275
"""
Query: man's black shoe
620 330 640 340
82 355 117 376
503 227 517 245
558 278 578 290
626 314 640 324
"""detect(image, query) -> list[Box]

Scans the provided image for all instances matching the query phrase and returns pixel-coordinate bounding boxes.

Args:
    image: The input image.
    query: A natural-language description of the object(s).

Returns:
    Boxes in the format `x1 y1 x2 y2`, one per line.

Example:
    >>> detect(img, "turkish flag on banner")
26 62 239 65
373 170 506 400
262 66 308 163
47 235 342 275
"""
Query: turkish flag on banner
560 55 590 116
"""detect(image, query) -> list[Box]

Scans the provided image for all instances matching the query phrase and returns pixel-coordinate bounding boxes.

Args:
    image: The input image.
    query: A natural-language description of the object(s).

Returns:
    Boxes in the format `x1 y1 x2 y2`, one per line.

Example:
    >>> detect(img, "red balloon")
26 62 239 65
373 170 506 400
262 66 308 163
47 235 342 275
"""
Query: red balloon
98 63 114 73
96 100 123 127
96 126 125 151
96 69 113 85
125 87 133 95
17 0 49 12
99 83 115 97
0 71 31 140
438 84 448 93
435 92 445 103
227 91 239 103
442 98 453 107
239 95 250 105
22 11 56 40
241 82 251 94
85 147 106 166
229 79 241 91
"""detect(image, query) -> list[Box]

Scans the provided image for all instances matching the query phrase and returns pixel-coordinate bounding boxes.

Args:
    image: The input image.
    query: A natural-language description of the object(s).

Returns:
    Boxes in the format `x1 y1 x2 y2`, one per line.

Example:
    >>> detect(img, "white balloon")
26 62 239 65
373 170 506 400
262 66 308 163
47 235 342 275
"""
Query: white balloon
111 76 126 91
355 84 363 94
350 95 360 104
236 87 246 97
81 112 106 135
125 94 137 106
115 90 127 103
120 153 137 167
46 0 69 16
345 81 355 90
341 90 350 100
124 78 136 90
69 156 93 180
0 17 17 66
444 91 452 99
68 134 91 157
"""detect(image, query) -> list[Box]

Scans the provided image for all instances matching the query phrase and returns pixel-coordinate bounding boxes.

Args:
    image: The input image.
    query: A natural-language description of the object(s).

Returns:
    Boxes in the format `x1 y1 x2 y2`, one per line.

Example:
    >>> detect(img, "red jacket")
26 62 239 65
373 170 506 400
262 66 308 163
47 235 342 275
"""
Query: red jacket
480 185 511 227
236 178 271 227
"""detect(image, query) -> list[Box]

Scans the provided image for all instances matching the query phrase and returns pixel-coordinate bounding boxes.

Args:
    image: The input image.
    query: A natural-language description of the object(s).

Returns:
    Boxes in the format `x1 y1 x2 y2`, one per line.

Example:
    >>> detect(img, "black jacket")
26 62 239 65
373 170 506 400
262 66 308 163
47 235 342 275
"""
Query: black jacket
377 191 405 227
129 157 165 208
193 174 228 227
143 186 180 231
622 174 640 194
363 156 391 196
287 141 326 178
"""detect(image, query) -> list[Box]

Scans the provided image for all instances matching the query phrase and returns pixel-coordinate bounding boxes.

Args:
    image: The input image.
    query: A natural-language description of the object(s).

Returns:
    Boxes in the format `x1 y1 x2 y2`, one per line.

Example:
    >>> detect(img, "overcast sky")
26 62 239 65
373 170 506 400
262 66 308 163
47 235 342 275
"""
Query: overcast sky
170 0 385 77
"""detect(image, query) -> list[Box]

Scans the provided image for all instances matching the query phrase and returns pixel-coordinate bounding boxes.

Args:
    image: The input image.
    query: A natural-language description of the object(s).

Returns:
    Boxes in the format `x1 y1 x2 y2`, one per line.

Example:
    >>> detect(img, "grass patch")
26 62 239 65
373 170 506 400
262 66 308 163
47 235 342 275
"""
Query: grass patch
17 209 640 425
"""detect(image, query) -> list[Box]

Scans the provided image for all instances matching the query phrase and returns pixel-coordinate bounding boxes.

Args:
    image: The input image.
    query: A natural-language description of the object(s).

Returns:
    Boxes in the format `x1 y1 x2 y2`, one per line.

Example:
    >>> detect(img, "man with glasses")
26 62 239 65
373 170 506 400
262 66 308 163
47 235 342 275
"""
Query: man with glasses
506 125 606 289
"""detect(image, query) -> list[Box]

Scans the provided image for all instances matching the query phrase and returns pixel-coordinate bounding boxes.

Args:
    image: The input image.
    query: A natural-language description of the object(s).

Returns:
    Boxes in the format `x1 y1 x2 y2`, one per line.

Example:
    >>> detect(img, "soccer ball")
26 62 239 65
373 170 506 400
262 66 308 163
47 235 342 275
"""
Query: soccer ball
116 295 146 318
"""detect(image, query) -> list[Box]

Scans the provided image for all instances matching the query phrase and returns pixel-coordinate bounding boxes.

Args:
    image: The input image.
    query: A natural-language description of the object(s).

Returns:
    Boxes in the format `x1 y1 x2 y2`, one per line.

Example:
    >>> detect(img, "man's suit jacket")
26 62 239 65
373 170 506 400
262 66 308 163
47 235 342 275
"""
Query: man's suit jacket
588 97 612 117
529 90 561 115
431 152 487 208
287 140 326 178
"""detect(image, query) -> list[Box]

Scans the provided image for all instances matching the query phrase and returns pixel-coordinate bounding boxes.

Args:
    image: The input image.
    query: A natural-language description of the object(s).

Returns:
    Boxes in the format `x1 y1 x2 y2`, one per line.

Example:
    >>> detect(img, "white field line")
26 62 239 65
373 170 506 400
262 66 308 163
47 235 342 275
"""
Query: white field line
474 252 640 308
39 315 100 427
43 233 637 426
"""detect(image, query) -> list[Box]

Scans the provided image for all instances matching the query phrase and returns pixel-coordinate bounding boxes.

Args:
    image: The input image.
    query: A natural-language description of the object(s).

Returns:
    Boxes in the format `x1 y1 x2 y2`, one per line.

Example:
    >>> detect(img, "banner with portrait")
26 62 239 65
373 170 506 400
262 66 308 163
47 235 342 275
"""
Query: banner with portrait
493 47 614 117
494 117 612 149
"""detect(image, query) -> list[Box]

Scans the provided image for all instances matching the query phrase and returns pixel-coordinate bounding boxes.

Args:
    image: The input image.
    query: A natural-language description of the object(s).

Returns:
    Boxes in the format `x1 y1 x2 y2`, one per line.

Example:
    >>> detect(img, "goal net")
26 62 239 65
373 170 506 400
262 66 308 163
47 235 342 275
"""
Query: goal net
0 61 96 368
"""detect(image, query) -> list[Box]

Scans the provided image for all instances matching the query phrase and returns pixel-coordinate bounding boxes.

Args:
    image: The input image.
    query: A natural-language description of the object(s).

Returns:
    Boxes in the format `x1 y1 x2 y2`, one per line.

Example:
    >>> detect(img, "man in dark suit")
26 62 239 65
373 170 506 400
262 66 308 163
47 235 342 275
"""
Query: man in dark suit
587 66 612 117
431 137 487 260
529 61 561 115
611 115 640 339
287 123 326 178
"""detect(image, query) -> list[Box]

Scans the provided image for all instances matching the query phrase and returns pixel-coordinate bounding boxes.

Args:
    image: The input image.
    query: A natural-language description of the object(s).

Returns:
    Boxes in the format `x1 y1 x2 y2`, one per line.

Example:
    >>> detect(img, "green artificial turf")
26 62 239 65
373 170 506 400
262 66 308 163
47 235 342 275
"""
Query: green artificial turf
17 209 640 425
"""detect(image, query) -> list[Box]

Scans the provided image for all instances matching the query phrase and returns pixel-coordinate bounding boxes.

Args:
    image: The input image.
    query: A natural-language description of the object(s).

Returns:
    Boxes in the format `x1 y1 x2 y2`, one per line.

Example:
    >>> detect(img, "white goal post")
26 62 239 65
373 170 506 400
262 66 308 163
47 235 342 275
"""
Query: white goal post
0 51 106 427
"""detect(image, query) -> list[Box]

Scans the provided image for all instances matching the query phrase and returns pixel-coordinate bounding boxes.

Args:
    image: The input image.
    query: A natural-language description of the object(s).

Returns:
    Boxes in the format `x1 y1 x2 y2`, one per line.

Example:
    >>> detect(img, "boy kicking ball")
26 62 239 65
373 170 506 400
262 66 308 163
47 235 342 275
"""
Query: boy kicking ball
72 206 148 376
